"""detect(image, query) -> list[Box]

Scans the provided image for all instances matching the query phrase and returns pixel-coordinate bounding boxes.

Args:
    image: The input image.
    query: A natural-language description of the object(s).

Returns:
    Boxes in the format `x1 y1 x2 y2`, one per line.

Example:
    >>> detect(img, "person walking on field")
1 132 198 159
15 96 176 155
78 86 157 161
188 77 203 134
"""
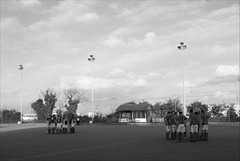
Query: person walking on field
176 111 187 142
200 110 210 141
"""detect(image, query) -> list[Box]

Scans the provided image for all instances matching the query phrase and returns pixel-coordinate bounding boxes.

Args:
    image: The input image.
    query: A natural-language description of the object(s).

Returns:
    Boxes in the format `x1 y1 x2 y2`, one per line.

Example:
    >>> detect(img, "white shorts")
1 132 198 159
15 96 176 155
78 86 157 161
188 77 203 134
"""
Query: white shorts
191 125 198 133
171 125 178 132
57 123 61 128
177 124 185 133
51 123 56 128
202 125 209 131
165 125 171 132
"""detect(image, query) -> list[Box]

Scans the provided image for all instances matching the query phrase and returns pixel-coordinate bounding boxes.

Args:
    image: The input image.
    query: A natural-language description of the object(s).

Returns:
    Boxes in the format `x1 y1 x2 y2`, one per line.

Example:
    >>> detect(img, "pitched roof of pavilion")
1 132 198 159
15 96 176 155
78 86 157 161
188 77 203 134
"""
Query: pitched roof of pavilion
116 103 153 112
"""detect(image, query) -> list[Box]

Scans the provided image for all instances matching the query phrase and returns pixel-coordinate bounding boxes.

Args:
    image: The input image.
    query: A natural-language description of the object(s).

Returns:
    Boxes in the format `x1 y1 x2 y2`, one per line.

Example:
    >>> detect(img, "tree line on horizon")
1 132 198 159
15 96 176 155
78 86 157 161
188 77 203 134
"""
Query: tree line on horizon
0 88 239 123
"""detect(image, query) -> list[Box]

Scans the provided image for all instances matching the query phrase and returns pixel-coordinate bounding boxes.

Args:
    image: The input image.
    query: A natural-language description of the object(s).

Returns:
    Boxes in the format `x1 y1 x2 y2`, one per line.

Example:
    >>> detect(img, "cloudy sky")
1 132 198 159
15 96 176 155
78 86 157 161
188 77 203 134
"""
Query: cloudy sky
1 0 239 114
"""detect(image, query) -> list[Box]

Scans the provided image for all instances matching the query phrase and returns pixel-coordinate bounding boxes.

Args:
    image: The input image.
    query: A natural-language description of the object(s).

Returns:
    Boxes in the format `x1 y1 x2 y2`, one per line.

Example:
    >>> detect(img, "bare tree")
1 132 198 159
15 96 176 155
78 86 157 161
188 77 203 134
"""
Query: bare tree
64 88 88 114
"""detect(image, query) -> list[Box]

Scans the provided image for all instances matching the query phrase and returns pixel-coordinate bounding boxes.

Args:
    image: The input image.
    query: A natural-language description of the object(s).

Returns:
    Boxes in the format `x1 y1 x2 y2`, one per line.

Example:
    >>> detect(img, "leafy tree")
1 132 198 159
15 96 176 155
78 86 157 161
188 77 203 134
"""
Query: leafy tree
31 89 57 120
31 99 46 120
1 109 20 123
43 89 57 115
227 106 237 122
56 109 63 117
187 101 208 113
152 98 182 117
210 103 227 117
63 110 76 121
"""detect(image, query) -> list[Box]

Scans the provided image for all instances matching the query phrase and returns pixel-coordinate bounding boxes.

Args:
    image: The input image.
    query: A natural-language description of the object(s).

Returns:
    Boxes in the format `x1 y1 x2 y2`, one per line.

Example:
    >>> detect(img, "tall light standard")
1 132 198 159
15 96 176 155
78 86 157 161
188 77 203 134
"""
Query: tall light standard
88 55 95 122
177 42 187 116
99 96 103 116
18 65 23 124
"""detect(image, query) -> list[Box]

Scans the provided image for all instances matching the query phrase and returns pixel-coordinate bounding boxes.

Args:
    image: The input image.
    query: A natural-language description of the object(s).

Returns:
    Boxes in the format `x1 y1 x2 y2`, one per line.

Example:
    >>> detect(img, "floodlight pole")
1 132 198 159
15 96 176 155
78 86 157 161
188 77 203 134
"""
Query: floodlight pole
100 96 103 116
178 42 187 116
18 65 24 124
88 55 95 122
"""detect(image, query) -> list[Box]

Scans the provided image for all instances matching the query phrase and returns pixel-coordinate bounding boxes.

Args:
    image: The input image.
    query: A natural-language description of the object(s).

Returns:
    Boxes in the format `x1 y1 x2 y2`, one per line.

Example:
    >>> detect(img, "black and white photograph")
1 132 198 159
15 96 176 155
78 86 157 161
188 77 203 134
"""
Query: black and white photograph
0 0 239 161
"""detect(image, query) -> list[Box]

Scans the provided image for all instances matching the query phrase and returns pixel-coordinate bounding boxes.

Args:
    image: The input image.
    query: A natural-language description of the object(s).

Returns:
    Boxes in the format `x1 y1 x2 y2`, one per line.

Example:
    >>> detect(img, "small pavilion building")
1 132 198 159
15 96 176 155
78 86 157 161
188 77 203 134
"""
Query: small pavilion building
115 103 153 123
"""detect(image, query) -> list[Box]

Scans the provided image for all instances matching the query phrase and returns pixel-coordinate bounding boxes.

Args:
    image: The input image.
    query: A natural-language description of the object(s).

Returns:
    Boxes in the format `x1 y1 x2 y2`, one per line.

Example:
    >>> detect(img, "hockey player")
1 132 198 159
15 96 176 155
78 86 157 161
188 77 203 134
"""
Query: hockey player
164 111 172 141
171 112 178 141
70 118 76 134
189 111 200 142
200 110 210 141
46 114 51 134
63 116 68 134
176 111 187 142
56 115 62 134
50 114 56 134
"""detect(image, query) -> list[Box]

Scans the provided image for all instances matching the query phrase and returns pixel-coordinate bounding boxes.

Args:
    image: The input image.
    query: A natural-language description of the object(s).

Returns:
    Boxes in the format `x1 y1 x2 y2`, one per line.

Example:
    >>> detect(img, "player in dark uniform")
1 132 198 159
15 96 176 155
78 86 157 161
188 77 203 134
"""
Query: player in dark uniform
200 110 210 141
63 116 69 134
56 115 62 134
176 111 187 142
164 111 172 141
171 112 178 141
46 114 51 134
50 114 56 134
189 111 200 142
70 117 76 134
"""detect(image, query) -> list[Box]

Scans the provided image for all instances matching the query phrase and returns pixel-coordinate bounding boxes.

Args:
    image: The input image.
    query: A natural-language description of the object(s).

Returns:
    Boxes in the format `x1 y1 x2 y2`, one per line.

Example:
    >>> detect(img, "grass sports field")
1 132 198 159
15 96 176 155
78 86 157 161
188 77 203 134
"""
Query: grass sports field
0 123 239 161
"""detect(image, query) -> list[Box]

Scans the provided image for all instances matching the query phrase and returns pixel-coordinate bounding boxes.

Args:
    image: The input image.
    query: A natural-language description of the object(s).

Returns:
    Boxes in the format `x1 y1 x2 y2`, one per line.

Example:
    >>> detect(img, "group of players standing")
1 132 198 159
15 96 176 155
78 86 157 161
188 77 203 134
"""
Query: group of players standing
164 109 209 142
47 114 76 134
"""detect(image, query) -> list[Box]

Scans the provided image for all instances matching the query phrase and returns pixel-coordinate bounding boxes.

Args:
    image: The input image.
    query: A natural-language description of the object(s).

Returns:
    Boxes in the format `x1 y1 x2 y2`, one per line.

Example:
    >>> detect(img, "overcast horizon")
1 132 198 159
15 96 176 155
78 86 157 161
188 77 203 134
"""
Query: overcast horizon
1 0 239 114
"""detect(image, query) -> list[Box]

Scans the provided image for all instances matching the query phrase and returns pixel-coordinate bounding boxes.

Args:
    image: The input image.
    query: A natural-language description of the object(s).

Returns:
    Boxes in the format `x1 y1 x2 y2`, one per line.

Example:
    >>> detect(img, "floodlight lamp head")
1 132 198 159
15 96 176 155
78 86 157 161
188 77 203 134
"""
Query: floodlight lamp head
90 55 93 58
180 42 184 45
88 58 91 61
92 58 95 61
177 46 181 49
18 65 23 70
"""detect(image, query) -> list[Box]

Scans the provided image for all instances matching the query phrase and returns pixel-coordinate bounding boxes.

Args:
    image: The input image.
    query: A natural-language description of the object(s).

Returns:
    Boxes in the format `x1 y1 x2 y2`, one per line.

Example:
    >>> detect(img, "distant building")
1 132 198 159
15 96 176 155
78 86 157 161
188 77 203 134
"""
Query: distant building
22 114 38 123
115 103 153 123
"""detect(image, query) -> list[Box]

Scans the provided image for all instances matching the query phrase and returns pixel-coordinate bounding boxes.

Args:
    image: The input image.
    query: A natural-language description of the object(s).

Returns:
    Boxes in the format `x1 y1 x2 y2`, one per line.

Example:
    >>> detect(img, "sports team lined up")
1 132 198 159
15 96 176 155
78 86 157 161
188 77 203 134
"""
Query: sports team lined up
46 114 77 134
164 109 210 142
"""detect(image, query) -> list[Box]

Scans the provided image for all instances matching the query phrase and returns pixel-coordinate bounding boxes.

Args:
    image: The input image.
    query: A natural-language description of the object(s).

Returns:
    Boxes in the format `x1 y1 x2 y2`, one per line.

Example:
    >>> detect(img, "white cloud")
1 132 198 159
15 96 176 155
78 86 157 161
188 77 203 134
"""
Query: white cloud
108 68 124 76
208 4 239 19
214 91 229 98
102 32 157 47
176 81 197 88
75 13 99 23
60 75 148 90
103 36 123 46
187 61 201 68
126 72 138 80
216 65 239 77
19 0 41 8
197 65 239 87
132 79 148 87
211 45 227 54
